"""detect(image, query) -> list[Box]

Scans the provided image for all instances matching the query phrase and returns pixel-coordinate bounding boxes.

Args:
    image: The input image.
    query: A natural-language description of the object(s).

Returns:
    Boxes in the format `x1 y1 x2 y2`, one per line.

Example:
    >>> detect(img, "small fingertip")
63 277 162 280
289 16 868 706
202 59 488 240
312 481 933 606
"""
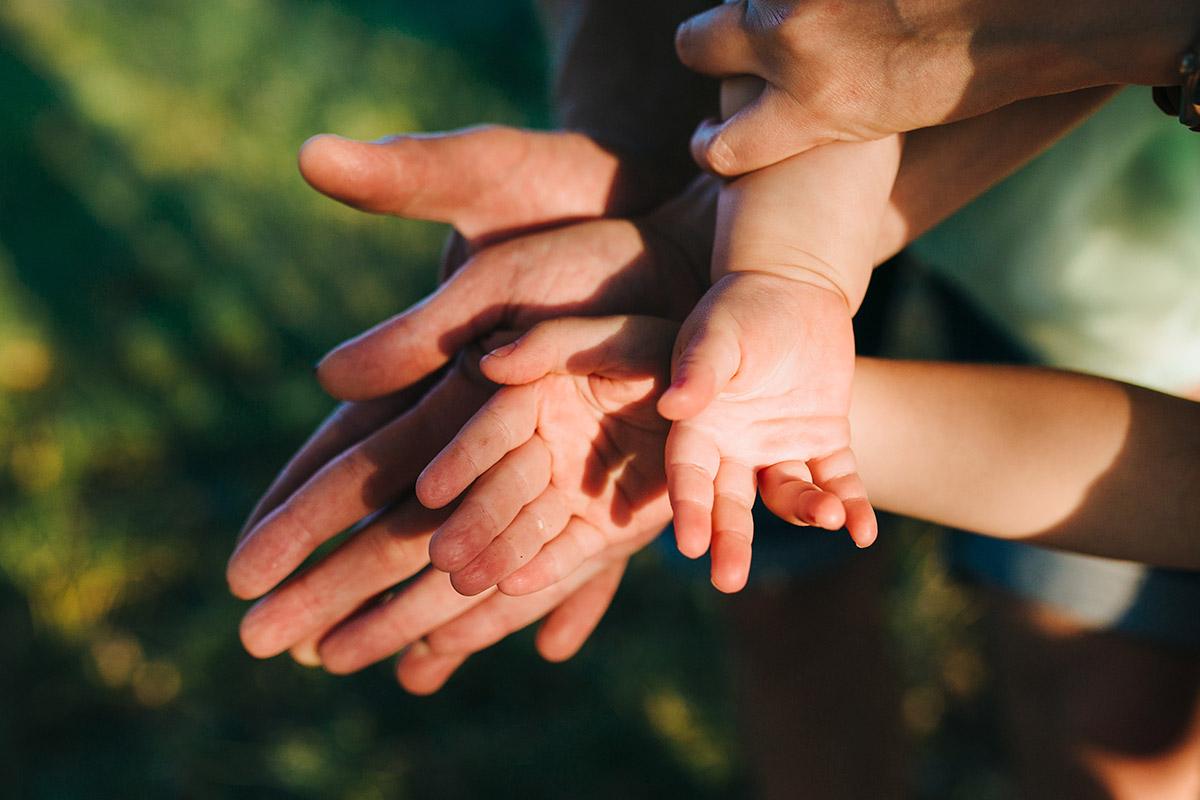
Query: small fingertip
449 566 491 598
853 527 879 549
289 640 323 668
816 505 847 532
313 349 348 397
711 577 747 595
536 630 581 664
674 526 711 560
710 567 749 595
395 643 448 696
477 351 523 385
497 570 541 597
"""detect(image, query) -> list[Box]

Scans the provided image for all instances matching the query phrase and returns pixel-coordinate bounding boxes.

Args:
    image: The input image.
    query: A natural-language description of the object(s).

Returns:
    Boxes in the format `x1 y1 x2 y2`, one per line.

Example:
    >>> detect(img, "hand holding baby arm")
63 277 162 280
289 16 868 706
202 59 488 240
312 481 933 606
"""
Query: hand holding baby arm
654 82 898 592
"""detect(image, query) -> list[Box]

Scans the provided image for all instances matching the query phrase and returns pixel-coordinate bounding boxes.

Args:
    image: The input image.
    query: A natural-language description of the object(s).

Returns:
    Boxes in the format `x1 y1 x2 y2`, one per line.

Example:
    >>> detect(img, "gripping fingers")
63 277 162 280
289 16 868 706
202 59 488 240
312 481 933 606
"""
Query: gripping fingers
416 383 540 509
691 85 825 176
429 437 552 575
709 460 757 593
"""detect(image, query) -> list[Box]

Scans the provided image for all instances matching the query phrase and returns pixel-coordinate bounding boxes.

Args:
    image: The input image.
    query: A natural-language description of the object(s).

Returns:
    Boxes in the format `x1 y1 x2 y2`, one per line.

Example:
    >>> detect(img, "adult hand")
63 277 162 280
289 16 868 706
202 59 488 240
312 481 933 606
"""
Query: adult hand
230 130 717 685
240 124 701 539
675 0 1197 174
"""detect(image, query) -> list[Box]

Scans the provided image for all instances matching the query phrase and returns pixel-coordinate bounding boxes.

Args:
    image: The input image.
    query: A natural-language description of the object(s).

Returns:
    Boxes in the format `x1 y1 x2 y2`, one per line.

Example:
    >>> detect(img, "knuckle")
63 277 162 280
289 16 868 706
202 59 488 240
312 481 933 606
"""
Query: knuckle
714 523 753 544
478 405 516 451
278 505 321 553
716 489 754 511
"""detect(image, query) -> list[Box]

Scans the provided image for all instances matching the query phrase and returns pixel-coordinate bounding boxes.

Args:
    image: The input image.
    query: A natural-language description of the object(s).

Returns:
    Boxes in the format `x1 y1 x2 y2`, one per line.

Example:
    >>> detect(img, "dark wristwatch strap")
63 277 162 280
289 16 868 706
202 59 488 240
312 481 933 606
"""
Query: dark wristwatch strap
1153 49 1200 131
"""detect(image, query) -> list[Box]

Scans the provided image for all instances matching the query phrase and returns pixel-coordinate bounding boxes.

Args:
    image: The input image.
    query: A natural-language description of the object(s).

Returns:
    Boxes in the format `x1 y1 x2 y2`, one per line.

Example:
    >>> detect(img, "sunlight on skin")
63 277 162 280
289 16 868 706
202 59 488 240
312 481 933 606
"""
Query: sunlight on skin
852 360 1133 540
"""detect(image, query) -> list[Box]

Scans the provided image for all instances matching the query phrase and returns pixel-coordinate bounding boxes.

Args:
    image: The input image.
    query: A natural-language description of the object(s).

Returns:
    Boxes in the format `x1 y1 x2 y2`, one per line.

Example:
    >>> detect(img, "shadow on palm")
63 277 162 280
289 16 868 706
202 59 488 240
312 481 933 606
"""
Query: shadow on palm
230 220 703 681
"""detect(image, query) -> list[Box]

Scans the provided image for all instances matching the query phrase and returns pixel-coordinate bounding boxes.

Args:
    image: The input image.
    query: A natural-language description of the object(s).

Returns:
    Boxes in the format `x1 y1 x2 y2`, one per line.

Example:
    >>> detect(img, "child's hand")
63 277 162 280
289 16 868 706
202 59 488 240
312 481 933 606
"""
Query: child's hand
657 271 878 593
414 316 677 598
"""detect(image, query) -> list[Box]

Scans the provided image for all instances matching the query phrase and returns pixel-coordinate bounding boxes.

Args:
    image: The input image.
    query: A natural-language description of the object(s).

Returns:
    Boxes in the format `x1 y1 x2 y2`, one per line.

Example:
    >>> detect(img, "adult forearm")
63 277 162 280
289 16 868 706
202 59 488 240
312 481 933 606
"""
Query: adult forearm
851 358 1200 570
875 87 1117 262
537 0 716 197
967 0 1200 94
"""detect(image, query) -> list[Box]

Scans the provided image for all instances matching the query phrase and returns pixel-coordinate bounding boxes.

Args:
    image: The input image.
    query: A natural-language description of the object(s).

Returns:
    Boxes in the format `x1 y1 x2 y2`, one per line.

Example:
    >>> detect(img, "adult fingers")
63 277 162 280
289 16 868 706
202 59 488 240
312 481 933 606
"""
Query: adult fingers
400 556 628 695
395 643 468 696
675 2 760 79
318 567 492 674
535 560 625 662
315 251 512 401
394 559 619 693
691 85 827 176
238 389 422 542
481 315 678 386
298 126 630 244
709 459 757 593
416 383 540 510
426 560 600 656
227 369 488 600
237 496 445 659
808 448 878 548
428 437 553 576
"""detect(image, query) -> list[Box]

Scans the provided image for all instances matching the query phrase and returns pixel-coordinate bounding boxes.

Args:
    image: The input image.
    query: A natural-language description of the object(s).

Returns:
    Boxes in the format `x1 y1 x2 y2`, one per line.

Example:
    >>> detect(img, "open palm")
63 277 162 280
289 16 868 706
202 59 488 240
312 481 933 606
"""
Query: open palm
416 317 678 598
659 272 877 593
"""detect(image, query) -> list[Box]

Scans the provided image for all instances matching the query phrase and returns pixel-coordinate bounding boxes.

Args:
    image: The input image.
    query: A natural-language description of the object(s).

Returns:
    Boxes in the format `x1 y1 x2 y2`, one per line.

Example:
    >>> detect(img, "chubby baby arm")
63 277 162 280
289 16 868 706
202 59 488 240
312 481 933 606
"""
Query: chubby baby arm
847 359 1200 570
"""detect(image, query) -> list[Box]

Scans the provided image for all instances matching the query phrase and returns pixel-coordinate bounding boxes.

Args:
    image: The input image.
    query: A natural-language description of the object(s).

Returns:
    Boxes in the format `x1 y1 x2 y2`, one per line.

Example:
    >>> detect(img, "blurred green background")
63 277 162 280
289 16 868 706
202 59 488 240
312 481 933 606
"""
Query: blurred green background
0 2 999 797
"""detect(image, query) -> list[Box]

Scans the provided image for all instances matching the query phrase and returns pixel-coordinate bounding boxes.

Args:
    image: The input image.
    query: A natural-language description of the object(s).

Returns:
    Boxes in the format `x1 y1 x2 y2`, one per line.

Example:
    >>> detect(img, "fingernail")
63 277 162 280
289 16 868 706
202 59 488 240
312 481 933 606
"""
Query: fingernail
485 342 517 359
410 639 432 658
